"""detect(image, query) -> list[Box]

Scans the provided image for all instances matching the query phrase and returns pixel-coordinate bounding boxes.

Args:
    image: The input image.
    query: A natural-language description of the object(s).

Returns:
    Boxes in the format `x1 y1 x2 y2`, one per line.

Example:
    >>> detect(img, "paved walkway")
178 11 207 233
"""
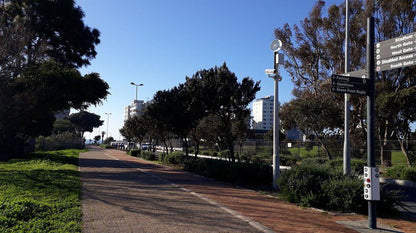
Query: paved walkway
80 147 416 233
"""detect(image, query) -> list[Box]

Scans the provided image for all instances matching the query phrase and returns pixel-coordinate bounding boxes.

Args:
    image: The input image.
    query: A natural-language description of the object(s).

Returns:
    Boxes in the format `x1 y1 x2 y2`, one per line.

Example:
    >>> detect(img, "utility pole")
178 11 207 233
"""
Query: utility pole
266 39 284 189
105 113 112 142
366 16 377 229
343 0 351 175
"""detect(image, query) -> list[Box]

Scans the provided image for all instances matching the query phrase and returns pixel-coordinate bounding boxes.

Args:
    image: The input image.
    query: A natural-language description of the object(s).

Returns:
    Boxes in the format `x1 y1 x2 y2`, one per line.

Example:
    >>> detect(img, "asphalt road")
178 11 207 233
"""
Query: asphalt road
80 147 261 233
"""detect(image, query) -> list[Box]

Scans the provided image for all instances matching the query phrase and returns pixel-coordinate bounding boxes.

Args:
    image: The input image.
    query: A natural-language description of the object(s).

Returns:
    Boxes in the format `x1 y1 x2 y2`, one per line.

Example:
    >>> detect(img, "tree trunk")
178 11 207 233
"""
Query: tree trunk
380 120 392 167
317 136 332 160
397 136 411 166
194 141 200 158
184 138 189 156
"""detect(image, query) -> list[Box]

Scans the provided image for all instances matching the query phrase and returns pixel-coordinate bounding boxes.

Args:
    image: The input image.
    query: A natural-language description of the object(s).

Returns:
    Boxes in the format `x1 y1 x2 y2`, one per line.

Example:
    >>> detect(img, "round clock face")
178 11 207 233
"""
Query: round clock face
270 39 282 52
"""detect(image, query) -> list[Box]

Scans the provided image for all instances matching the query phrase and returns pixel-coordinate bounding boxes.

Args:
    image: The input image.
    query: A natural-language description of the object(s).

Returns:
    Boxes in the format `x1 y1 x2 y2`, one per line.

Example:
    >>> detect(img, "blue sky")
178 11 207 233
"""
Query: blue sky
75 0 343 140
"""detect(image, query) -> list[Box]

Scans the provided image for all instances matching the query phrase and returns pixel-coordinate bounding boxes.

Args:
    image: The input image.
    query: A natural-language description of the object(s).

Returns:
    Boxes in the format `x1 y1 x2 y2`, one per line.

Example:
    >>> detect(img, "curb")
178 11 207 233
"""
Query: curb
380 177 416 188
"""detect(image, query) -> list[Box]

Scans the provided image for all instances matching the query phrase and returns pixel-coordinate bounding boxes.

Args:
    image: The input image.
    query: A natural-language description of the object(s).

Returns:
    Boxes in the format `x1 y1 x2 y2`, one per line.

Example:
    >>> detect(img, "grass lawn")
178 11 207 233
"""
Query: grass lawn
287 146 320 158
0 149 85 233
391 150 408 165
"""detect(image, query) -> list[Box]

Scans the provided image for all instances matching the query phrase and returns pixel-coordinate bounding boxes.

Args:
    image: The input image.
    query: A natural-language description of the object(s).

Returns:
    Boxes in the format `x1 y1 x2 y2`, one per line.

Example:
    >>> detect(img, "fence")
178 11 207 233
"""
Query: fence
235 139 416 166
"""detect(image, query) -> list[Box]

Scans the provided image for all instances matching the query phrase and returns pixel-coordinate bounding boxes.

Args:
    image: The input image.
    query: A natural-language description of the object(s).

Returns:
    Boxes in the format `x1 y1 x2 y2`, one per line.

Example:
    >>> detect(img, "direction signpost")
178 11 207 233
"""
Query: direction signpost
331 74 369 95
331 19 416 230
375 32 416 71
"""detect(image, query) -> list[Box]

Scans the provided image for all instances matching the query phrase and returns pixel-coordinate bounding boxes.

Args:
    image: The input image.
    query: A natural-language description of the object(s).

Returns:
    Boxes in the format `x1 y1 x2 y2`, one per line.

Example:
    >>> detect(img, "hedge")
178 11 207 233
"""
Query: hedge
385 165 416 182
183 158 272 186
278 163 403 216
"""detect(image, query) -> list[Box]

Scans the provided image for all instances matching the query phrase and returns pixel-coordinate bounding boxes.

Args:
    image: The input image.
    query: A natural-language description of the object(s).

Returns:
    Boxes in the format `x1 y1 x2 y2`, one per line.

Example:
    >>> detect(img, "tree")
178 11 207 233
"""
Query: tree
69 111 103 138
119 116 147 147
103 137 114 145
274 0 416 165
0 0 100 77
0 0 108 160
94 135 101 144
280 87 343 160
188 63 260 162
52 119 75 135
148 84 205 156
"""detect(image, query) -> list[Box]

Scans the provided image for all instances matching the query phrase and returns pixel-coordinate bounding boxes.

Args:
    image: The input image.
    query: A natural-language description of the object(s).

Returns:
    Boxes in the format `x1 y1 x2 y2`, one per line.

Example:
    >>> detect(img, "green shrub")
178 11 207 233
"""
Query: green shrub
321 177 366 213
280 154 297 166
278 163 405 216
183 158 272 186
129 149 141 157
36 133 84 151
183 157 202 172
377 187 406 217
300 157 328 165
141 151 157 161
326 158 366 174
158 153 166 162
163 152 185 165
100 144 113 149
385 165 416 182
278 164 334 204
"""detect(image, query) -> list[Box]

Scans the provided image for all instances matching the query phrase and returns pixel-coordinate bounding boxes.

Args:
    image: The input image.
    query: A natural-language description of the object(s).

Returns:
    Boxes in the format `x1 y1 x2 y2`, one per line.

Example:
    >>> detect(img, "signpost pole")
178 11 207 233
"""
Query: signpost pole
367 16 377 229
343 0 351 175
272 51 280 190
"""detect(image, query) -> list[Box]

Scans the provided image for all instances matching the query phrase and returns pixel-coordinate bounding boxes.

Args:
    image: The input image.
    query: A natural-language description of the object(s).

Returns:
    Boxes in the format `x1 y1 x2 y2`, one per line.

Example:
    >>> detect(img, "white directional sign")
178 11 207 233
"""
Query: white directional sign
376 32 416 71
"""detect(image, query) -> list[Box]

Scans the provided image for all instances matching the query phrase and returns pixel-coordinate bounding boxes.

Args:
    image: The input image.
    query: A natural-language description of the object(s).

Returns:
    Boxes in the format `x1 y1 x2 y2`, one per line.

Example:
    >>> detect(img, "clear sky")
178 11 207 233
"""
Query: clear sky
75 0 343 141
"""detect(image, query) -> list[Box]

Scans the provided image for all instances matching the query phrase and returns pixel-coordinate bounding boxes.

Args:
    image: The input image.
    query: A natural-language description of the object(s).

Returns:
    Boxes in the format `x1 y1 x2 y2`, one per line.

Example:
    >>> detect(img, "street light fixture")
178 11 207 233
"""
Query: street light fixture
130 82 143 101
105 113 112 142
266 39 284 190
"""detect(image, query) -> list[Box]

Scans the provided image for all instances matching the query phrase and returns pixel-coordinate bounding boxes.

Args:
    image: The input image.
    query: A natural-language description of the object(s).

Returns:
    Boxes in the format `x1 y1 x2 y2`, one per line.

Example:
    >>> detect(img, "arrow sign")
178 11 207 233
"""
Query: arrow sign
331 74 369 96
376 53 416 72
376 32 416 51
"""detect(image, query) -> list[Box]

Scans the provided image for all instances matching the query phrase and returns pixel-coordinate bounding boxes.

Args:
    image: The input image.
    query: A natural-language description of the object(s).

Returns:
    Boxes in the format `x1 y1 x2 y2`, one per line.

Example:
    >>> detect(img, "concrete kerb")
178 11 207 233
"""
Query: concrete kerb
380 178 416 189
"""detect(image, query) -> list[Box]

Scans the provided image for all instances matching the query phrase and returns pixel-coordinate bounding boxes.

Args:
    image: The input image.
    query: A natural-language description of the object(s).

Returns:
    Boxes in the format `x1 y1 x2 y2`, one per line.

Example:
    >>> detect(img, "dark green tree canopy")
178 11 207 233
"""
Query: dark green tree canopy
0 0 100 77
0 0 107 160
119 116 147 144
52 119 75 135
69 111 103 138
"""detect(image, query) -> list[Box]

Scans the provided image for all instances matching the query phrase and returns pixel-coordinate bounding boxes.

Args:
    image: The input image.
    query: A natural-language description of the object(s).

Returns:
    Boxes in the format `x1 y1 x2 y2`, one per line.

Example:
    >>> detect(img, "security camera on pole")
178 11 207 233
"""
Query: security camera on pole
265 39 284 189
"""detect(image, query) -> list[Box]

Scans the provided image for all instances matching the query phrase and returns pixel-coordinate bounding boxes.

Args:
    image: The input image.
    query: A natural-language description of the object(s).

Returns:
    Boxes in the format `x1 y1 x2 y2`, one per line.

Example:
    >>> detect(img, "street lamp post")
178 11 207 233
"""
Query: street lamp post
130 82 143 101
343 0 352 176
105 113 112 142
266 39 284 190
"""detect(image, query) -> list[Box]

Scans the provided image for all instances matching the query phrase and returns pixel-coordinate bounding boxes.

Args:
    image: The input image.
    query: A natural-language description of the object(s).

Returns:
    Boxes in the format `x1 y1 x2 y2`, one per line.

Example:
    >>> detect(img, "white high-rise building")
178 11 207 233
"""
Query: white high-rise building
124 100 144 121
252 96 274 130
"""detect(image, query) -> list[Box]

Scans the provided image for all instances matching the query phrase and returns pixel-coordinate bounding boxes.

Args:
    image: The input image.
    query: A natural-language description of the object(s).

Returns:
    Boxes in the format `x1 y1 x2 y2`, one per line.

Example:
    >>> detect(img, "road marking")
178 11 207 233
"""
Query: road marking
135 167 275 233
104 152 119 160
102 152 275 233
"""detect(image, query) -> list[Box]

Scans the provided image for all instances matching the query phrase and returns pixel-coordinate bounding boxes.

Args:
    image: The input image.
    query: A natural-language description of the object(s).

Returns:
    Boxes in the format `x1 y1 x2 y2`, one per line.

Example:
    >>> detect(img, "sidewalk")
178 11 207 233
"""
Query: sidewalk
87 148 416 233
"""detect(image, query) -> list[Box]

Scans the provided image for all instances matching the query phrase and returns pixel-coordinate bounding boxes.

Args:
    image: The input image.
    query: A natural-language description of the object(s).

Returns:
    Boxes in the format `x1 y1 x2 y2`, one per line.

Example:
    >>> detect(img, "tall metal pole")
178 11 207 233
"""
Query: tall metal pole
273 52 280 190
105 113 112 141
366 16 377 229
343 0 351 175
130 82 143 101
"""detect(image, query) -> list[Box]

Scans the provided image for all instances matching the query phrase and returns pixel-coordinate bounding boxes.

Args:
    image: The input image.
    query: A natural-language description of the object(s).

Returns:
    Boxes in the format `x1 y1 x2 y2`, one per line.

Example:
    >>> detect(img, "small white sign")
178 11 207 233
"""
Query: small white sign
364 166 380 201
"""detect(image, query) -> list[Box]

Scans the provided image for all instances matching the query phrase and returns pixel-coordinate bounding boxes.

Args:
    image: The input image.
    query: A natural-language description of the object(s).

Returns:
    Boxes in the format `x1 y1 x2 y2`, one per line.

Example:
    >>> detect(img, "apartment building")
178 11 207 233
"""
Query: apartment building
252 95 274 130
